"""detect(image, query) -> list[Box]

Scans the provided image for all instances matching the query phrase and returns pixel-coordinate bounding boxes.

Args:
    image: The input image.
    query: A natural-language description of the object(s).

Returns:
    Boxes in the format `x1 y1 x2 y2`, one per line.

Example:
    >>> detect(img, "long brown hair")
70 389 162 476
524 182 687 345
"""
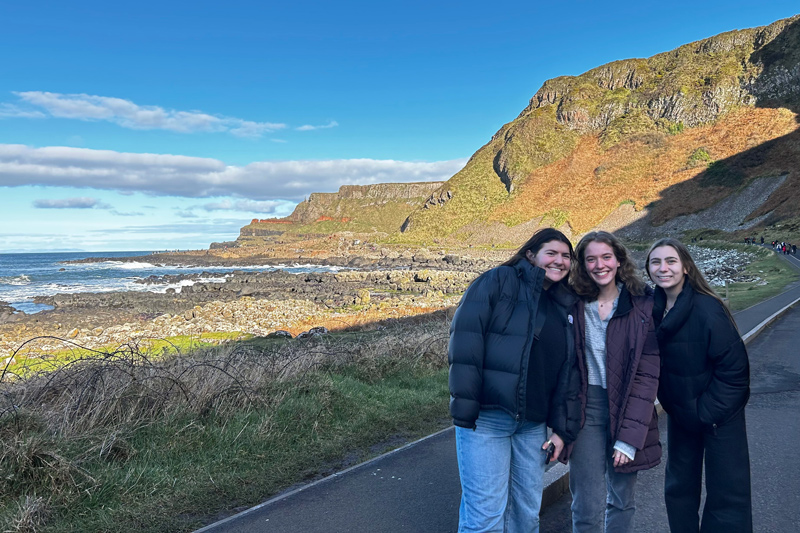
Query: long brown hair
501 228 574 275
571 231 645 300
645 237 736 326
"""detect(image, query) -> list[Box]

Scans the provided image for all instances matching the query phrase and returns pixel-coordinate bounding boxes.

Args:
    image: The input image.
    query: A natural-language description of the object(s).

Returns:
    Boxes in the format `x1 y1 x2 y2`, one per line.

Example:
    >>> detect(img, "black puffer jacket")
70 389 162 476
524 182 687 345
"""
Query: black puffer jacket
448 259 582 444
653 281 750 432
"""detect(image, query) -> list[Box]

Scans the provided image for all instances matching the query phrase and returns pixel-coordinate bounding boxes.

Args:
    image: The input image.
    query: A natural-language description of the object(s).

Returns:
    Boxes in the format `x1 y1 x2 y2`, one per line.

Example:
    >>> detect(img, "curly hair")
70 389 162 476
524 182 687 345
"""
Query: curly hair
570 231 645 300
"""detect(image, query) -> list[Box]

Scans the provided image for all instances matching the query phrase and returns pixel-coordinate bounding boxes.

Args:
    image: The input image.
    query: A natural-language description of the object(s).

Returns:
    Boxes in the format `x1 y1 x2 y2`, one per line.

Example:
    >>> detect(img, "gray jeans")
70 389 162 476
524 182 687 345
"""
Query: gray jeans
569 385 638 533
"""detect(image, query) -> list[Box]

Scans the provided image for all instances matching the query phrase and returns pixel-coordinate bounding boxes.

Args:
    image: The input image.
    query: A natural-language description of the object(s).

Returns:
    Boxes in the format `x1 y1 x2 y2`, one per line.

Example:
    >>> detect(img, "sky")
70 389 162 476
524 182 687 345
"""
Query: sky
0 1 797 252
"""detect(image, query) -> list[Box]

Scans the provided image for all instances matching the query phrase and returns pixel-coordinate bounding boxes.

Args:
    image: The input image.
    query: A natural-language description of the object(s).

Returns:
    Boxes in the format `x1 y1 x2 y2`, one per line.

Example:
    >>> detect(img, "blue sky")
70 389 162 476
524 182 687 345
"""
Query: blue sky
0 1 797 252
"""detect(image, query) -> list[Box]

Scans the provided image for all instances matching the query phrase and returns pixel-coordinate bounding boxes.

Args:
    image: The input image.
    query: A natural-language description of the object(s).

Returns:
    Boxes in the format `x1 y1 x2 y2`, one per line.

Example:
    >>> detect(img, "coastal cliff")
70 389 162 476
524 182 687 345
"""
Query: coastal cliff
399 14 800 243
229 14 800 249
229 182 443 249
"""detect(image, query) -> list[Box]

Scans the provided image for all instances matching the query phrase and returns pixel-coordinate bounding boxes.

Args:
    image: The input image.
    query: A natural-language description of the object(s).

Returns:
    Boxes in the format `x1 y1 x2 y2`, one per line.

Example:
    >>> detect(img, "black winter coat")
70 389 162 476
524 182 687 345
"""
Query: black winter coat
448 259 582 444
652 281 750 432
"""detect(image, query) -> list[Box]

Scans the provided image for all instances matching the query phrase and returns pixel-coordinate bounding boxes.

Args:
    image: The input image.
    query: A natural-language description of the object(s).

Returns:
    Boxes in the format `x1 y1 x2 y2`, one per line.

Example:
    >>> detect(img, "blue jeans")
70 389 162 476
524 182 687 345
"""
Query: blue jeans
569 386 638 533
455 409 548 533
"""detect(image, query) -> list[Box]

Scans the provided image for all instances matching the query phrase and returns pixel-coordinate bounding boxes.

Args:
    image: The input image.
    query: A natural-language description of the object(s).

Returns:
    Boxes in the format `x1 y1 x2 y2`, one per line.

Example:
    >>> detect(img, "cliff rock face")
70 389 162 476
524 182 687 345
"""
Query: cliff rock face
396 14 800 242
232 15 800 248
235 182 443 246
287 182 443 224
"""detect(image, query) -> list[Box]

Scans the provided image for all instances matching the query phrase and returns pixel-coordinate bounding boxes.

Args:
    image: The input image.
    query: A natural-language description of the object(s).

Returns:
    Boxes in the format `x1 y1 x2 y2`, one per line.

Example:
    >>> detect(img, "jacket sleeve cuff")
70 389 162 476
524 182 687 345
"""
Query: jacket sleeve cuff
613 440 636 461
453 419 476 429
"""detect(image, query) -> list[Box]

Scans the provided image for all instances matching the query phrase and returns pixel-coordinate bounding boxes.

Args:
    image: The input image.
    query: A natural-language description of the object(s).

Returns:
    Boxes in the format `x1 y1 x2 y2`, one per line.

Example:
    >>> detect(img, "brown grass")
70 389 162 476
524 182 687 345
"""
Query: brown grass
488 106 798 233
0 312 453 532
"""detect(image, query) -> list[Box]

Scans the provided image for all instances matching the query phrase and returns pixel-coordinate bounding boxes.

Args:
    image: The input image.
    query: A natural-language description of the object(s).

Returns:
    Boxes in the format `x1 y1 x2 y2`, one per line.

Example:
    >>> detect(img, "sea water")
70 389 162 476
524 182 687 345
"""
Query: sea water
0 251 344 314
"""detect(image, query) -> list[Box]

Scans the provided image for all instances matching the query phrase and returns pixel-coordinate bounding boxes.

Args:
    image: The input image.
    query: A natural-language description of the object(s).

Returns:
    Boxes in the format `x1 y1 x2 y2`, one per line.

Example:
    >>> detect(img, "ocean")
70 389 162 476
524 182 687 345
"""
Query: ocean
0 251 344 314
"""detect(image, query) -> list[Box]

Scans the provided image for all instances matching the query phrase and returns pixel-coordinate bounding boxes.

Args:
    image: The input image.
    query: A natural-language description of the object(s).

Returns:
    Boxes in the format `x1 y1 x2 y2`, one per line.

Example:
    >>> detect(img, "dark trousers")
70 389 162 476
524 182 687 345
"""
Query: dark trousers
664 409 752 533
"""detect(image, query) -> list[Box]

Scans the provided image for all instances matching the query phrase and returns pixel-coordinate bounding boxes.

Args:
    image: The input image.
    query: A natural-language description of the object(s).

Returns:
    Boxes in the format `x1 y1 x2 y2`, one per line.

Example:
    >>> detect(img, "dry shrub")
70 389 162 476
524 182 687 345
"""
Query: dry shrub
0 310 451 440
0 311 452 531
0 432 90 497
6 496 49 533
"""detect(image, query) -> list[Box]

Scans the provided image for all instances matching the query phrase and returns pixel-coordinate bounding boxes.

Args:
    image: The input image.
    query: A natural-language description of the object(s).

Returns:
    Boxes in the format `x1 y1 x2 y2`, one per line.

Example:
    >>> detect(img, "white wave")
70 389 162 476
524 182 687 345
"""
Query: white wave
115 261 158 270
0 274 31 285
0 260 344 312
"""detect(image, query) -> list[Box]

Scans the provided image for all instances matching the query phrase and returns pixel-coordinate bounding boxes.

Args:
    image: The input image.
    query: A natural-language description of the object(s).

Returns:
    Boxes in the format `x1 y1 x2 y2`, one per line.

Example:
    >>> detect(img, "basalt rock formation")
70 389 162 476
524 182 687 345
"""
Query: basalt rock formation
399 14 800 244
225 182 443 250
230 14 800 249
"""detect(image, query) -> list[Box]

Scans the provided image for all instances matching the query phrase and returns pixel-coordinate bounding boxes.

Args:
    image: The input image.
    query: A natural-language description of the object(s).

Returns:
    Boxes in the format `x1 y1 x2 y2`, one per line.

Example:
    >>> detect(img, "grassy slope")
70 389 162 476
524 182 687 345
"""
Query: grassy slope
393 16 800 243
0 320 452 533
227 17 800 248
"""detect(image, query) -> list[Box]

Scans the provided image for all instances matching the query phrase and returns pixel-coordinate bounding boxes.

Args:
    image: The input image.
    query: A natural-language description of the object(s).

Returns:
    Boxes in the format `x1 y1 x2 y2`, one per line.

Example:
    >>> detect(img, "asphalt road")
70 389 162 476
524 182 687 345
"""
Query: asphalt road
197 427 462 532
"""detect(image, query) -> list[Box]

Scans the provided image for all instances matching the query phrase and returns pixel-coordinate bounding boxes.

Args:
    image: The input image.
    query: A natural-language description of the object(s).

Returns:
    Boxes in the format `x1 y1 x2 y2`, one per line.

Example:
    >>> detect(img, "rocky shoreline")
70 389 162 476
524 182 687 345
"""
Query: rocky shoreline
0 245 762 365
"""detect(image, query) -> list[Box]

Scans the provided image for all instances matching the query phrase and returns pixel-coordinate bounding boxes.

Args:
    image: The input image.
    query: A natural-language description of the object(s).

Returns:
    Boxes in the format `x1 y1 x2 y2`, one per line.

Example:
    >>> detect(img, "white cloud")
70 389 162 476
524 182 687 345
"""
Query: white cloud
92 219 245 236
296 120 339 131
0 103 46 119
201 199 284 213
174 209 200 219
9 92 286 137
0 144 466 202
33 197 107 209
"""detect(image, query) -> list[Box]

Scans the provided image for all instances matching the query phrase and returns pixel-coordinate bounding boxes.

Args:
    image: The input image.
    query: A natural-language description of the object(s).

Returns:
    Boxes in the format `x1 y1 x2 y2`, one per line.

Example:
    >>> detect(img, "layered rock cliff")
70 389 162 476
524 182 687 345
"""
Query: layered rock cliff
398 14 800 243
232 14 800 248
234 182 443 247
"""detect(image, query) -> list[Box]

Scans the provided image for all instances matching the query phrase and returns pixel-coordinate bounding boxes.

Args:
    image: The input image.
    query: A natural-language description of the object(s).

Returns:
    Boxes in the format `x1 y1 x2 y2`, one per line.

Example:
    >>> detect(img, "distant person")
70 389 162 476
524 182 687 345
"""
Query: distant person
646 238 752 533
760 236 764 244
793 244 796 255
448 228 581 532
567 231 661 533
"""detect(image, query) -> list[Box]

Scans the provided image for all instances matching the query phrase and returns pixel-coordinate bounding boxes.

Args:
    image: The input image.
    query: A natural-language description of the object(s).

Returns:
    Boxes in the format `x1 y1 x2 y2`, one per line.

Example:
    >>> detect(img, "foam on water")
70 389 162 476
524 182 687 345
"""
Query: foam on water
0 274 31 285
0 252 346 312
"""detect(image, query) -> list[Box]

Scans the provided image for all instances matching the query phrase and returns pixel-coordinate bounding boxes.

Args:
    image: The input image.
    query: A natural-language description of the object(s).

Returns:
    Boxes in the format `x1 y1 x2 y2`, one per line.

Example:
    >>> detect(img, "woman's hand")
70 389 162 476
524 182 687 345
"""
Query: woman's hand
612 450 632 467
542 433 565 463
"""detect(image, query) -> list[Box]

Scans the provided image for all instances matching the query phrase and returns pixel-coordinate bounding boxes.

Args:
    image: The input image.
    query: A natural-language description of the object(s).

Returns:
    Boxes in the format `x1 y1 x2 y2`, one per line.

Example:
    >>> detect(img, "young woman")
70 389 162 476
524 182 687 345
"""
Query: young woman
568 231 661 533
646 238 752 532
449 228 582 532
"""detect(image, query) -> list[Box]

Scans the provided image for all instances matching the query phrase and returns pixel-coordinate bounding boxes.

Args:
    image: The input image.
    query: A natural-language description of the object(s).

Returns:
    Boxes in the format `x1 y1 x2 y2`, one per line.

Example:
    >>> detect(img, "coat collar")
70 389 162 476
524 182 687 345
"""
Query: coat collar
585 283 652 319
653 280 694 338
513 259 578 308
615 283 633 317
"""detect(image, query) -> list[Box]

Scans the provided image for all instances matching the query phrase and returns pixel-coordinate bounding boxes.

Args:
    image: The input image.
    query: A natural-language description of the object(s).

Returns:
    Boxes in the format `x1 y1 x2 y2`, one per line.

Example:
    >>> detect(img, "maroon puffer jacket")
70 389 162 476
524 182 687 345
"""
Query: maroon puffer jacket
573 285 661 473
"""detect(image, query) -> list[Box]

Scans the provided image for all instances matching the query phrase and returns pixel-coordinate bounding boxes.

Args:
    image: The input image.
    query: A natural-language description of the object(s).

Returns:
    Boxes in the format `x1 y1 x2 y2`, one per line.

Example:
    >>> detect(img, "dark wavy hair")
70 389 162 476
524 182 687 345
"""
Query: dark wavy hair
500 228 574 277
570 231 645 300
645 237 737 327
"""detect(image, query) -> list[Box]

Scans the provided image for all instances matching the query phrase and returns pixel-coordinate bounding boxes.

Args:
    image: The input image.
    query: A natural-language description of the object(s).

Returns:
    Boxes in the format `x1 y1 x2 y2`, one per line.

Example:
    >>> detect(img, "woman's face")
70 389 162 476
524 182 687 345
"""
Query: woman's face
526 240 571 284
583 241 620 289
648 245 687 293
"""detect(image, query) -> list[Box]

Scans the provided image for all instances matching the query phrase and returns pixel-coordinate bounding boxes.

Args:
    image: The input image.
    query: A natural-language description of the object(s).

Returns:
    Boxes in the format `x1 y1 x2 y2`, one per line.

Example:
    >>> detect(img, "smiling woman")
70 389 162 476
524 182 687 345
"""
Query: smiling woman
645 237 752 532
448 227 582 532
566 231 661 533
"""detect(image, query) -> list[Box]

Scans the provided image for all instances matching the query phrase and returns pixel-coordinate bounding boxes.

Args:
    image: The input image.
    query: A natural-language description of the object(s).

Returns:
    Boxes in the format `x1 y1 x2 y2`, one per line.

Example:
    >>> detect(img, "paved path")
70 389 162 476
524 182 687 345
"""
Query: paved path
734 244 800 336
197 248 800 533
